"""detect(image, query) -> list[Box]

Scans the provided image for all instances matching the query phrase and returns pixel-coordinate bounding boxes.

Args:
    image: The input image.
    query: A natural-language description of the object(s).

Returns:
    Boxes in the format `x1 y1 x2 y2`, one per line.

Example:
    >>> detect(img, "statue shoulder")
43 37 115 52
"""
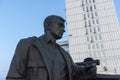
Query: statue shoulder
27 36 38 41
27 36 45 45
18 36 38 45
26 36 41 44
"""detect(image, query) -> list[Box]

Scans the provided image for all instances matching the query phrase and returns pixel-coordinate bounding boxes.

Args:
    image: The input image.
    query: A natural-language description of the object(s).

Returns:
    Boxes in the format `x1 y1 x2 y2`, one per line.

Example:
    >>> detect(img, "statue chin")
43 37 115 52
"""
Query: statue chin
55 35 62 39
55 33 63 39
51 32 62 39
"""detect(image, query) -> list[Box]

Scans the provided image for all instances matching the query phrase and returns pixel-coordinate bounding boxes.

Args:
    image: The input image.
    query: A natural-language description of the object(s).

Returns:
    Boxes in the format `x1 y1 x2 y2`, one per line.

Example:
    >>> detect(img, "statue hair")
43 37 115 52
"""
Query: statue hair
43 15 65 32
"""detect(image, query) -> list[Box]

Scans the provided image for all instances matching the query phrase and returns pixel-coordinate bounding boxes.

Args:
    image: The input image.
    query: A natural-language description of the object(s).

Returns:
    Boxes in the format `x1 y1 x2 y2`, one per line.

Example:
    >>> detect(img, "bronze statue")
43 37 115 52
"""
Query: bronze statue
6 15 96 80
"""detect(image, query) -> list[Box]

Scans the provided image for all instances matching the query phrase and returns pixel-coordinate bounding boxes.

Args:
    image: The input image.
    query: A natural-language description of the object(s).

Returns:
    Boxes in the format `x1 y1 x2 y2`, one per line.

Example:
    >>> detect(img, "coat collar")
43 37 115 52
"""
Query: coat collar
32 36 71 80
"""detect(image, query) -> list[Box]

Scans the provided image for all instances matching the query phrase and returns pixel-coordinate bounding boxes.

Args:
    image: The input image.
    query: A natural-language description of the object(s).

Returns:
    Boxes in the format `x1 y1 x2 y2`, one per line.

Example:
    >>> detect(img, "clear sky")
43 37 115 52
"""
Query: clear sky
0 0 120 79
0 0 66 78
114 0 120 25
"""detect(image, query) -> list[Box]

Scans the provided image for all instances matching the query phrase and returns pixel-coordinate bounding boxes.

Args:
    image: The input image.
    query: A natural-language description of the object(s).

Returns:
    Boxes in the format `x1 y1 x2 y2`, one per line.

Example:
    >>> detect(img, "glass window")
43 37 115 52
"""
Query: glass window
94 5 96 9
85 21 87 27
88 44 91 50
101 44 104 48
96 19 99 24
92 19 95 24
84 14 86 20
94 27 96 33
86 0 88 4
91 13 94 18
96 43 99 49
86 29 88 35
87 13 90 18
92 45 95 49
95 35 97 40
98 27 100 32
87 36 89 41
93 0 95 3
89 20 91 26
89 0 91 3
86 6 89 12
91 35 94 42
90 6 93 11
82 1 84 6
90 28 92 33
95 12 98 16
83 7 85 11
99 34 102 40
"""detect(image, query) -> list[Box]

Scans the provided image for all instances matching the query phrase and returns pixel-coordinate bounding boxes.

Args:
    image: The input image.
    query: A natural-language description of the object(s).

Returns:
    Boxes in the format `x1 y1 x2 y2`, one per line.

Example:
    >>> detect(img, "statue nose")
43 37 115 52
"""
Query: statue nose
61 27 65 32
63 29 65 32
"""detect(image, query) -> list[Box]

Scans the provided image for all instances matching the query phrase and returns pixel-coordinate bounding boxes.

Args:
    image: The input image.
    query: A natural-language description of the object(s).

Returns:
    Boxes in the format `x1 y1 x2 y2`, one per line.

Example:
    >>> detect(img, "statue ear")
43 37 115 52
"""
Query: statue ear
45 21 51 30
45 22 49 27
44 21 50 30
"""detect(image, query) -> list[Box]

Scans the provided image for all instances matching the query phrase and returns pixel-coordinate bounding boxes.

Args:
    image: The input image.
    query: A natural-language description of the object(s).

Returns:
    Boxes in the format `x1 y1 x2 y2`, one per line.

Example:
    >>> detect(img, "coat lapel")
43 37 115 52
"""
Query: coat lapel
58 47 72 80
32 37 52 80
31 36 72 80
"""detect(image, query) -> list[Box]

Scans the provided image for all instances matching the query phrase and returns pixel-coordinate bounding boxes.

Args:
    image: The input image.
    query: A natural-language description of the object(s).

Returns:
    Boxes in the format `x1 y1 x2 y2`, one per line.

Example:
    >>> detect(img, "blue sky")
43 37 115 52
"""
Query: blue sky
114 0 120 25
0 0 66 78
0 0 120 79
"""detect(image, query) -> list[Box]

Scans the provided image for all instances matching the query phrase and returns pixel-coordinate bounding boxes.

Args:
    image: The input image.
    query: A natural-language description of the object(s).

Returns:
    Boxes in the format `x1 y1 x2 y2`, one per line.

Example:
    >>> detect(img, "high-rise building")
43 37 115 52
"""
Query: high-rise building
65 0 120 74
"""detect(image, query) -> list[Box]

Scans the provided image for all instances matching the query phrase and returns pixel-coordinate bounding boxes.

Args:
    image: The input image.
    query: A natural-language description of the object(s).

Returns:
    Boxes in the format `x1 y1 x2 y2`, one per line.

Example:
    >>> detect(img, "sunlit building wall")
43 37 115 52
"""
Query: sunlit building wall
65 0 120 74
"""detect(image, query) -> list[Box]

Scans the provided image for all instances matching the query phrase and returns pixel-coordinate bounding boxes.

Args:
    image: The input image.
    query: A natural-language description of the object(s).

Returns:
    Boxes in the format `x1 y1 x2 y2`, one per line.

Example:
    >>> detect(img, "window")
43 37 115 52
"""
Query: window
101 44 104 48
87 13 90 18
92 19 95 24
90 28 92 33
86 6 89 12
82 1 84 6
88 44 91 50
92 45 95 49
94 27 96 33
95 12 98 16
91 13 94 18
89 20 91 26
90 6 93 11
89 0 91 3
86 0 88 4
94 5 96 9
99 34 102 40
87 36 89 41
84 14 86 20
98 27 100 32
85 21 87 27
96 19 99 24
95 35 97 40
83 7 85 11
91 35 94 42
96 43 99 49
86 29 88 35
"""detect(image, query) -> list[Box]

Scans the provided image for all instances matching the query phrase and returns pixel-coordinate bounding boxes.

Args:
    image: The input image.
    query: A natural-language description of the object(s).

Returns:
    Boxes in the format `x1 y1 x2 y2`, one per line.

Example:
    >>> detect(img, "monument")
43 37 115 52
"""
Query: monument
6 15 97 80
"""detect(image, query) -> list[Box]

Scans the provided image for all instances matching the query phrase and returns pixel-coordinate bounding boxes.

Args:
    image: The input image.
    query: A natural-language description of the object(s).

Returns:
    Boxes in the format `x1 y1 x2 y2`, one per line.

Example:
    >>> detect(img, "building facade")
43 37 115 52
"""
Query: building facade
65 0 120 74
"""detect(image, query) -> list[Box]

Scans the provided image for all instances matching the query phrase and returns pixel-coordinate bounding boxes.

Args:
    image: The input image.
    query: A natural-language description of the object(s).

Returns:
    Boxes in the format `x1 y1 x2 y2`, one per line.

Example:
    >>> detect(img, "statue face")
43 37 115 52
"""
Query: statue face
50 19 65 39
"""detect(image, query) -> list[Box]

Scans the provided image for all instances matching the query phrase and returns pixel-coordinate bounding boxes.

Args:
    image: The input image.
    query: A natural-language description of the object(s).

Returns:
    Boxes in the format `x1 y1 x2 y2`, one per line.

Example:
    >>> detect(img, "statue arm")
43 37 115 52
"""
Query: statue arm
71 62 87 77
6 39 30 80
71 59 97 80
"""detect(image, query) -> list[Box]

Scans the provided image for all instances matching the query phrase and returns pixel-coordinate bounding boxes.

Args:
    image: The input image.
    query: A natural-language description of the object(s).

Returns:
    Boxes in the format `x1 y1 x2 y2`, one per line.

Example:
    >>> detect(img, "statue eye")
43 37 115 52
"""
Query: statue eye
58 23 64 27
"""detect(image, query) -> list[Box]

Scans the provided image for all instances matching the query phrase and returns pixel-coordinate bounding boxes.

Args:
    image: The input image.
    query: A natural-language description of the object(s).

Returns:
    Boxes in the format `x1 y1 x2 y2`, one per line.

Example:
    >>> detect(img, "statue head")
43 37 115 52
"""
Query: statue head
43 15 65 39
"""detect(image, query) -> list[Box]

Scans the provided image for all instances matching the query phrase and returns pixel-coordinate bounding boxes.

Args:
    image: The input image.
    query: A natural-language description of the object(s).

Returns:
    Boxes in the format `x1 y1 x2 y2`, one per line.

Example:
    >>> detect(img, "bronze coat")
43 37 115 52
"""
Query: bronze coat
6 36 74 80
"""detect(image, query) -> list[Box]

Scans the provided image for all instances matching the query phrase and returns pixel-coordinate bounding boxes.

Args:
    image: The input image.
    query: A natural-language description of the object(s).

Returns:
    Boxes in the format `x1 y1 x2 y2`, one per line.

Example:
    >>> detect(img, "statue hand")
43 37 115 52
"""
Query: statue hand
85 63 97 74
